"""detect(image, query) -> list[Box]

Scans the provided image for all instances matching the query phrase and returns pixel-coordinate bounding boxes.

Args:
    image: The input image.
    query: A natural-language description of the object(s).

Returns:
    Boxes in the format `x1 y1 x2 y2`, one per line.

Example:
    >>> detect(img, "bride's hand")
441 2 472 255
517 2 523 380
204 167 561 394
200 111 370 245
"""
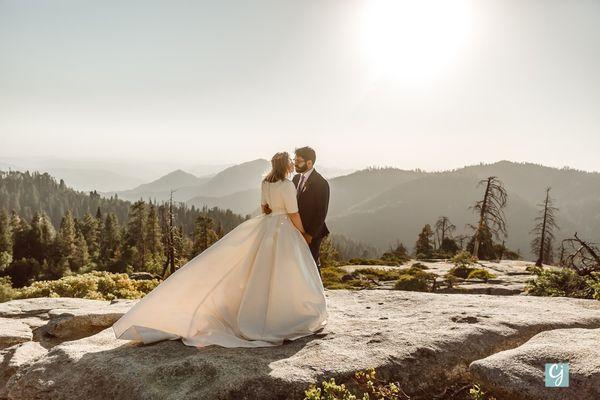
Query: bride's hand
302 232 313 244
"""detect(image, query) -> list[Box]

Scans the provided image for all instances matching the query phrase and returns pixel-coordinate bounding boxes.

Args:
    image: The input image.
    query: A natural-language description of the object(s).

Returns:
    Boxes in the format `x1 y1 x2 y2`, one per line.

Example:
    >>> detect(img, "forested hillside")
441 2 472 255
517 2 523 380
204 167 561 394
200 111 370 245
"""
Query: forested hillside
0 170 248 287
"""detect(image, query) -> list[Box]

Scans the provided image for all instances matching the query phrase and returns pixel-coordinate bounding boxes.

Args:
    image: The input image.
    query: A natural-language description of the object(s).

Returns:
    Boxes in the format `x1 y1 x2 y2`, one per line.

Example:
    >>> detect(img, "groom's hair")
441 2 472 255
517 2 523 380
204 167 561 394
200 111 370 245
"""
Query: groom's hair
295 146 316 164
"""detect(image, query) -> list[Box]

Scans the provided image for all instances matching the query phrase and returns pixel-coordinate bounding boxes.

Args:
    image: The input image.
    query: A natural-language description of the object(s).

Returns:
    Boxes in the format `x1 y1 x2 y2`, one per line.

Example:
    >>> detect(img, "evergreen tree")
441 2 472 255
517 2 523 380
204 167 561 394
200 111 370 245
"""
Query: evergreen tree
191 215 218 257
54 210 77 276
28 211 55 264
145 204 164 256
124 200 148 271
0 209 11 253
0 208 12 271
80 213 100 261
72 230 90 272
415 224 434 258
101 213 122 272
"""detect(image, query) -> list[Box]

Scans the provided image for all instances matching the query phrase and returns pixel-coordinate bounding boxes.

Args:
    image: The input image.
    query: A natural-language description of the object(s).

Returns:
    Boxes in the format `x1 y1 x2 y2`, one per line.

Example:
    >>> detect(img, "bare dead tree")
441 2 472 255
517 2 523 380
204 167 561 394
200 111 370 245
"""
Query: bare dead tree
469 176 508 258
559 232 600 276
161 190 177 278
530 187 559 267
435 216 456 250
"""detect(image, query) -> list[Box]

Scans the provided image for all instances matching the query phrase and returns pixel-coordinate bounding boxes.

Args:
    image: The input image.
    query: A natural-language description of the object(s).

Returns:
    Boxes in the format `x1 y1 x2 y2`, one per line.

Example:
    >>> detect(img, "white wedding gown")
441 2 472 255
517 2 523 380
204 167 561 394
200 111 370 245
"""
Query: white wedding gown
112 178 328 348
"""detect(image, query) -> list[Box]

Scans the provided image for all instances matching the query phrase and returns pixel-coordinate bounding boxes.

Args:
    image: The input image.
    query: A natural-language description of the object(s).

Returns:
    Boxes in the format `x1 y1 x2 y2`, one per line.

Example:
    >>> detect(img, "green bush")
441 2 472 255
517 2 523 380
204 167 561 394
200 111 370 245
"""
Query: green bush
467 268 496 282
320 266 375 290
0 277 18 303
451 250 477 267
304 368 404 400
447 265 475 279
393 269 436 292
409 262 429 270
526 268 599 300
9 271 160 301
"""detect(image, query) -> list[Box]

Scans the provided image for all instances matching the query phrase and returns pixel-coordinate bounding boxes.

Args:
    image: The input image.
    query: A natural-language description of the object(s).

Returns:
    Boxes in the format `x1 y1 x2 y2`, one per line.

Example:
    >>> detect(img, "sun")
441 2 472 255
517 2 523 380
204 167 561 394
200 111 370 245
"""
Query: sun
358 0 473 84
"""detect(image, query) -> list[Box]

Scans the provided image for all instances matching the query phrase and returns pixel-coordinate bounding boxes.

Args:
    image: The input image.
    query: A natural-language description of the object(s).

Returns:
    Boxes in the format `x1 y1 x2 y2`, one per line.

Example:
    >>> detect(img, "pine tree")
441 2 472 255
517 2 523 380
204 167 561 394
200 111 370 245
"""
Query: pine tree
80 213 100 260
145 204 163 256
0 208 12 254
124 200 148 271
29 211 55 264
54 210 77 276
0 208 12 271
101 213 122 272
191 215 218 257
415 224 434 258
72 230 90 272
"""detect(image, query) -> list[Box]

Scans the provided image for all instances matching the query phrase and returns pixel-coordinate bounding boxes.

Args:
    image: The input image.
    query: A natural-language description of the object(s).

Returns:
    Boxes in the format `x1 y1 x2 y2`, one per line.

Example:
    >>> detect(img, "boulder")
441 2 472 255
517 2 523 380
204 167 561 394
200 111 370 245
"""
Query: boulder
470 328 600 400
44 302 133 340
0 319 32 349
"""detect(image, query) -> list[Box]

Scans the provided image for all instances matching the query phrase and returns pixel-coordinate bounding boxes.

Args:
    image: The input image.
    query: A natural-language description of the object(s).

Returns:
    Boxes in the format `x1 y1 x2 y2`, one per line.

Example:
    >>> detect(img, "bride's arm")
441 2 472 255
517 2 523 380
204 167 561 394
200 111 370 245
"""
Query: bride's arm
288 212 305 234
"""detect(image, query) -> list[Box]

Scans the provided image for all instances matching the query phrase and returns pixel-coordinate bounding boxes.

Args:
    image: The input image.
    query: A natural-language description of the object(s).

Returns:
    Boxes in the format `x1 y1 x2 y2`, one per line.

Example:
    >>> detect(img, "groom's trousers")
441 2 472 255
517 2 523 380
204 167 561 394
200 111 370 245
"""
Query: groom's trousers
309 235 324 271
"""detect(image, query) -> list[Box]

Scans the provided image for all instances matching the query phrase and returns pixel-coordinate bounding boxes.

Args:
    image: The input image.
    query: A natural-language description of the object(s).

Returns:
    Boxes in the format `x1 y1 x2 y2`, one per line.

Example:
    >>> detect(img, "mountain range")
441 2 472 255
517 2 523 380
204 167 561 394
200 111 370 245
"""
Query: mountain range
103 160 600 259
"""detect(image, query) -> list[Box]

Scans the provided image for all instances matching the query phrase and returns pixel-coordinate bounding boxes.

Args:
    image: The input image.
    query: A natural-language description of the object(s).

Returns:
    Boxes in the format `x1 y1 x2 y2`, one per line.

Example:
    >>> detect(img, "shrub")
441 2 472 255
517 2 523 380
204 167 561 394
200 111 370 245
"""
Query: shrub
447 265 475 279
304 368 405 400
451 250 477 267
410 262 429 270
447 251 477 279
320 266 374 290
467 268 496 282
526 268 599 300
0 276 18 303
14 271 160 301
394 274 430 292
393 266 438 292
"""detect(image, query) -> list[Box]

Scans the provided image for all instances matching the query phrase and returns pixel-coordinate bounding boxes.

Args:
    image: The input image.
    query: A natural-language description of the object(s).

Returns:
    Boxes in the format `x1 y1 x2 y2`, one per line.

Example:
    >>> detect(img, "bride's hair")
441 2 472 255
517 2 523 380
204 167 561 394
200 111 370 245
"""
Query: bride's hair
263 152 290 183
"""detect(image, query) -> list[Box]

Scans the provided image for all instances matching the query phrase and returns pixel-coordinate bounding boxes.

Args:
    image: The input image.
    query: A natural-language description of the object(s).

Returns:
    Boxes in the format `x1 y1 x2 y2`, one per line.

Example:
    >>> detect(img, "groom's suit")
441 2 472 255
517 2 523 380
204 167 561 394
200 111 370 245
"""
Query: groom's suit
293 169 330 269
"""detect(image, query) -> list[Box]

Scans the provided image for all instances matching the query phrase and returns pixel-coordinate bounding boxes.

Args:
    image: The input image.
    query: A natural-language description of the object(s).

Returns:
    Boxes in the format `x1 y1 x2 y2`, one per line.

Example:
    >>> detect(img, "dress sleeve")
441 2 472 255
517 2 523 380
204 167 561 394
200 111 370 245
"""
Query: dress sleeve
282 180 299 213
260 181 268 206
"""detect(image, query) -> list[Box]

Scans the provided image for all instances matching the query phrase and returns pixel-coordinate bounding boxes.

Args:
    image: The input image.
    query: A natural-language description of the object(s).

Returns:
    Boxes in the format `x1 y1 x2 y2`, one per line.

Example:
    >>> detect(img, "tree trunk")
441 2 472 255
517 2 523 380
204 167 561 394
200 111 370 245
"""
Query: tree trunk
535 188 550 267
473 178 491 258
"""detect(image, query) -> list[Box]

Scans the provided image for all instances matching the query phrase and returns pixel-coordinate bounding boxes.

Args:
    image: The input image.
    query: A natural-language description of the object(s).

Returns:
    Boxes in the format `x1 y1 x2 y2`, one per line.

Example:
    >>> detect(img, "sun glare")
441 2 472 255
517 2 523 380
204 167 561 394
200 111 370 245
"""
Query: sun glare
359 0 473 84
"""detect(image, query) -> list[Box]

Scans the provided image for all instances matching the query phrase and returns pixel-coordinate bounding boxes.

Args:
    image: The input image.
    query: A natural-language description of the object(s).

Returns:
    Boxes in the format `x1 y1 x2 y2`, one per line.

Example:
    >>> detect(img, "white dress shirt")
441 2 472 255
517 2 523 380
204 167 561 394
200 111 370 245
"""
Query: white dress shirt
297 167 314 193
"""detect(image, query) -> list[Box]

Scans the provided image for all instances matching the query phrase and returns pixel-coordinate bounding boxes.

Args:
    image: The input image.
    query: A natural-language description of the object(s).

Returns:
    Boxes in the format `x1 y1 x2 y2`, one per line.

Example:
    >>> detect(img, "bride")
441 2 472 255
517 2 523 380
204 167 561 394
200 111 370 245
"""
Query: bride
112 151 328 348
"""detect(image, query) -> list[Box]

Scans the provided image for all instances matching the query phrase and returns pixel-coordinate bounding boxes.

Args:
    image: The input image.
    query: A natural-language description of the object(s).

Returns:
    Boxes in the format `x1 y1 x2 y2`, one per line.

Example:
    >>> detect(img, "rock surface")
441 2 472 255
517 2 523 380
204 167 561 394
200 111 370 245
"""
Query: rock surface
1 291 599 400
0 319 32 349
470 328 600 400
0 341 48 395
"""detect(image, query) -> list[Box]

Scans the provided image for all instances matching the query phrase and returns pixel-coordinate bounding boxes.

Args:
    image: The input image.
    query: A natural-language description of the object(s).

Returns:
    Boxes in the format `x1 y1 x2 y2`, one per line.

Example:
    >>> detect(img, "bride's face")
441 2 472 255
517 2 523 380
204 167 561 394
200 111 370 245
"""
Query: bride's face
287 159 294 174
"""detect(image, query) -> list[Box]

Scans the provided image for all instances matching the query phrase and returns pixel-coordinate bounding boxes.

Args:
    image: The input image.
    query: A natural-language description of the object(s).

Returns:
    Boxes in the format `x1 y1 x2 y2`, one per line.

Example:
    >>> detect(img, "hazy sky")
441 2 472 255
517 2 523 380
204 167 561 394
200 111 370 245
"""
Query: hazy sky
1 0 599 171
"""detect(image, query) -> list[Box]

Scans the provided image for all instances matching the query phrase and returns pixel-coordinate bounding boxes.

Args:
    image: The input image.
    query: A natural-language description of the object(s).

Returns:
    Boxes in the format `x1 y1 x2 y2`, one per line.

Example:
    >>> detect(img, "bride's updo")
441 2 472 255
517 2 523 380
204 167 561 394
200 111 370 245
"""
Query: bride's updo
263 151 291 183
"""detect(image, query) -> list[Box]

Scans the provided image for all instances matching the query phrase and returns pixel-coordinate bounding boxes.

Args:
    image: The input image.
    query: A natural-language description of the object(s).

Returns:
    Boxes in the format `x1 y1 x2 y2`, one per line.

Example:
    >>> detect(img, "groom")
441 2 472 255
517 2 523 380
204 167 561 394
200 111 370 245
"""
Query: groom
264 146 330 271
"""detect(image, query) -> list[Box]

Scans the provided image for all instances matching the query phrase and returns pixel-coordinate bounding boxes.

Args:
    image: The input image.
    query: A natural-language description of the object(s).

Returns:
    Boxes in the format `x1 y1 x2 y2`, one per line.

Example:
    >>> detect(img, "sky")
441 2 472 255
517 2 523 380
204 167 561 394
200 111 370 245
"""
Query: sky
1 0 599 172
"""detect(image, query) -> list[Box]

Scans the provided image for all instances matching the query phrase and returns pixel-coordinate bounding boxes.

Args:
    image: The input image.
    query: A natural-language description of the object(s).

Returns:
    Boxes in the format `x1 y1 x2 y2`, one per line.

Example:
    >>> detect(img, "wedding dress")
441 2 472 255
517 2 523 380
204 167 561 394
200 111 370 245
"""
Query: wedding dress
112 178 328 348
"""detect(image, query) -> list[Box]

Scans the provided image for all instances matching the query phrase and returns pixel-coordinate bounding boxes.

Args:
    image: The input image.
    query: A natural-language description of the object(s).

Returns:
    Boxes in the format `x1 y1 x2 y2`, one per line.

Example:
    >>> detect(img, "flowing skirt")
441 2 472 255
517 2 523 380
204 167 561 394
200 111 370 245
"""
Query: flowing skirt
112 213 328 348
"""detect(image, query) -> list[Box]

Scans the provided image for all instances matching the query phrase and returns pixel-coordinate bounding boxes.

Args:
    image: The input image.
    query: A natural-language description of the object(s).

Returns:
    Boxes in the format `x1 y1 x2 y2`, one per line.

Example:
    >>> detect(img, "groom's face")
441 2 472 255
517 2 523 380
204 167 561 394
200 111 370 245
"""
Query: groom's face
294 155 309 173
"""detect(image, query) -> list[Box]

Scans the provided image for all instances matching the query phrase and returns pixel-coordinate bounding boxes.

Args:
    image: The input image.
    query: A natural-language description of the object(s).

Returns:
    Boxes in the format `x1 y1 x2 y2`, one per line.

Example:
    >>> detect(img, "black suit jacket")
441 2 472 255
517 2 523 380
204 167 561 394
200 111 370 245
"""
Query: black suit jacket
293 169 330 239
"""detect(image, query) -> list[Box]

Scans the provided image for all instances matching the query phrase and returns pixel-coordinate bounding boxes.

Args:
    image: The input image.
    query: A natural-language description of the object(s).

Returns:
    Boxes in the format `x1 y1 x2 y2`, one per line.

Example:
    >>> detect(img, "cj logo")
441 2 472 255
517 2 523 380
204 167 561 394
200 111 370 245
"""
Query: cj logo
545 363 569 387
